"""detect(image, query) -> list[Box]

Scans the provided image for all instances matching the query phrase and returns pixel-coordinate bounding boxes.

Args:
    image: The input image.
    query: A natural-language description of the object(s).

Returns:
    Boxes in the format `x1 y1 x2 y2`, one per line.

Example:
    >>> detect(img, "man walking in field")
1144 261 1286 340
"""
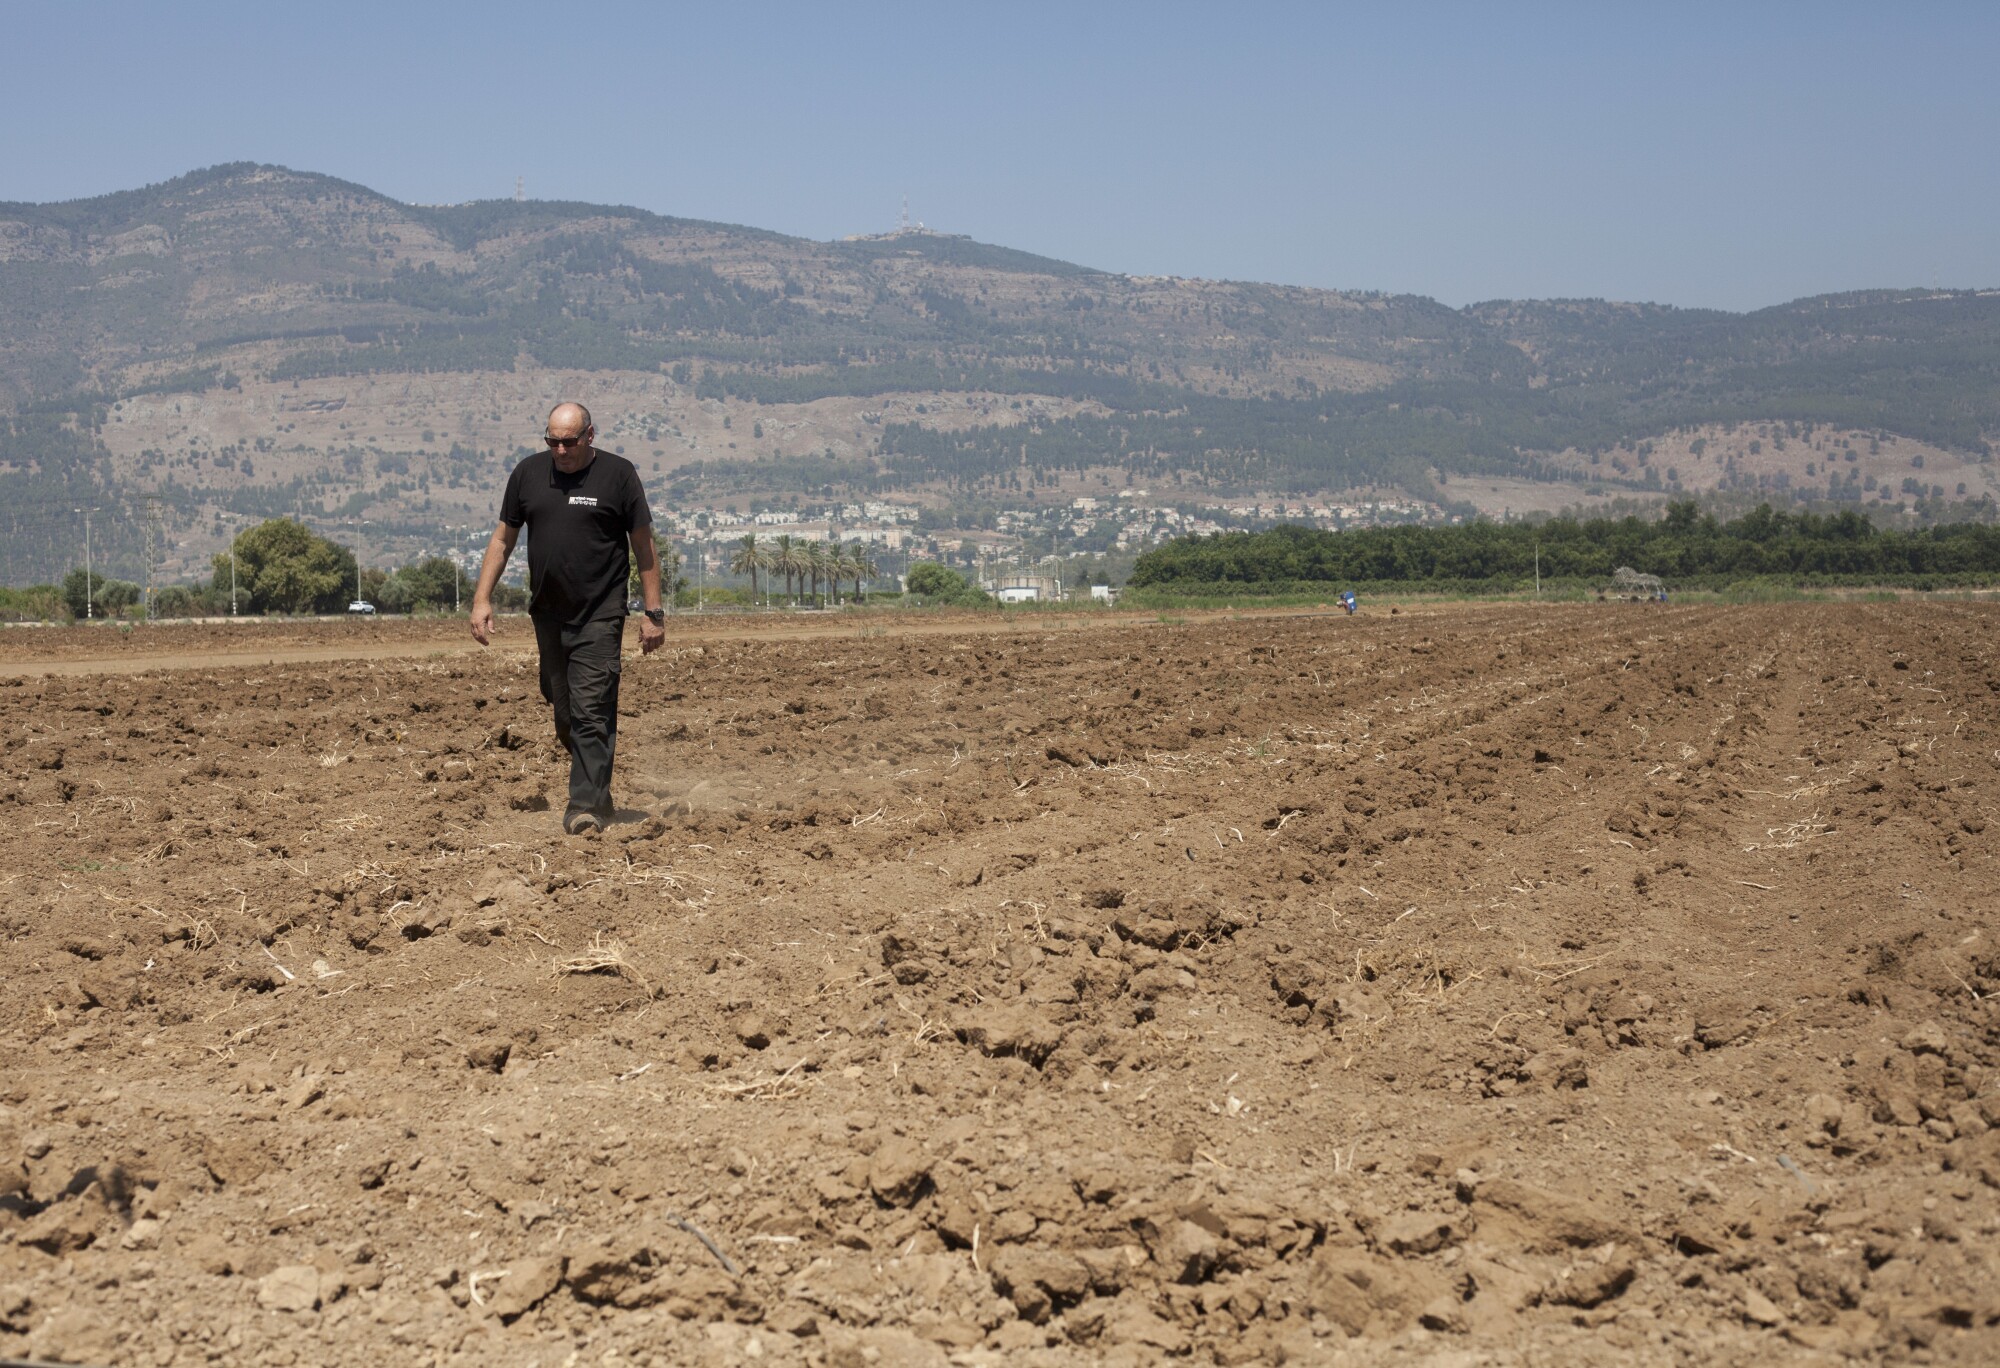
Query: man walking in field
469 402 666 834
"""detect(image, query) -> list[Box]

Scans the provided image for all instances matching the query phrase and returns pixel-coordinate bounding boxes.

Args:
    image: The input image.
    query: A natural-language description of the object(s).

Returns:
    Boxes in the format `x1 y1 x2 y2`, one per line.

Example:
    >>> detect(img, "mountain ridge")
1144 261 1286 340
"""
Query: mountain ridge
2 163 1996 585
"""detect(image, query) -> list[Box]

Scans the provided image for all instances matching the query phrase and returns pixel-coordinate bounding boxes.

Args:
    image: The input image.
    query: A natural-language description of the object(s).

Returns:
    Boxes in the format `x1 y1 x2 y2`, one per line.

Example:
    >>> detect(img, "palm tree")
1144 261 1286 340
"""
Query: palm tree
826 544 855 606
771 534 800 604
803 541 832 607
729 532 768 605
846 546 878 602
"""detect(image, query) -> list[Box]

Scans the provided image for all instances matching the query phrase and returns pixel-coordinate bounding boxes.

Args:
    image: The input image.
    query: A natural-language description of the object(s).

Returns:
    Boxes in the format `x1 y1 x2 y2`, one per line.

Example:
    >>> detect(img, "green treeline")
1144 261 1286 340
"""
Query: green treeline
0 518 516 622
1128 503 2000 593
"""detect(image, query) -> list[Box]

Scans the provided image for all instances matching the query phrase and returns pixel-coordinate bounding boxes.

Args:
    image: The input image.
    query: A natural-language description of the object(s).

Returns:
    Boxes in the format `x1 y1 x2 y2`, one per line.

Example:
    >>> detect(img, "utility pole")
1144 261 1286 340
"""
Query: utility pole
78 507 94 620
1053 516 1064 601
1535 541 1541 600
144 496 162 619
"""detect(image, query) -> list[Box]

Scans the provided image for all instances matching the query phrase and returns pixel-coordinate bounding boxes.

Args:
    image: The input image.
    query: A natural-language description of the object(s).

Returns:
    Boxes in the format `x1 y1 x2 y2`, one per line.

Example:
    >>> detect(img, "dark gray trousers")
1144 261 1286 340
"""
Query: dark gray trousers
532 614 623 823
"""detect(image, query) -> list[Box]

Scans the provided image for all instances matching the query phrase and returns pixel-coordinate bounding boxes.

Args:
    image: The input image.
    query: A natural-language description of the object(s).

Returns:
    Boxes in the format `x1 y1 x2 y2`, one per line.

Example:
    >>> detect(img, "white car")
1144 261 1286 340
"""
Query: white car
347 600 377 615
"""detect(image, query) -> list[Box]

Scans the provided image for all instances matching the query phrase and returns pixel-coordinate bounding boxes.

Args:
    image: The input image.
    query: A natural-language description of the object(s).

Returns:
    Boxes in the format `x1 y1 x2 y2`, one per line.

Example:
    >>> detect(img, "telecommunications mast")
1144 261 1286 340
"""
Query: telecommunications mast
144 496 163 618
515 176 525 202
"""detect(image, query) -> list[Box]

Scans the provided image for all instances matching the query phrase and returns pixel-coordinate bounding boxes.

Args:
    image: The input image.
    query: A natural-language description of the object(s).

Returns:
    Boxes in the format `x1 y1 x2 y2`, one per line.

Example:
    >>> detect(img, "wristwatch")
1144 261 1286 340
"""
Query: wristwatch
643 608 666 625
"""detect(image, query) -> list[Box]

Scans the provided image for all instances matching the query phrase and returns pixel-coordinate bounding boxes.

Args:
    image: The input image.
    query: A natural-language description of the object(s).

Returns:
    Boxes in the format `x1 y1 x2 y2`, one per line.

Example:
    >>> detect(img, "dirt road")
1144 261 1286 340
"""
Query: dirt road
3 603 1996 1365
0 609 1261 678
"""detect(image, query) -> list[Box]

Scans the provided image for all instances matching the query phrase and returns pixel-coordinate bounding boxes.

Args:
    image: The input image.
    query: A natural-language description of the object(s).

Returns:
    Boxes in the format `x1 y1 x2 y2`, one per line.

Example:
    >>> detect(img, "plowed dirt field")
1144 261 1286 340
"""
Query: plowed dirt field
3 603 1998 1367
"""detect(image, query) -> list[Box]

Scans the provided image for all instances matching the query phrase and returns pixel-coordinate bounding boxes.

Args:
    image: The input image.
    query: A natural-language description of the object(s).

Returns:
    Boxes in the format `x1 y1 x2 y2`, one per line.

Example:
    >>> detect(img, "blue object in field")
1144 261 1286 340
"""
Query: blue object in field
1340 590 1357 614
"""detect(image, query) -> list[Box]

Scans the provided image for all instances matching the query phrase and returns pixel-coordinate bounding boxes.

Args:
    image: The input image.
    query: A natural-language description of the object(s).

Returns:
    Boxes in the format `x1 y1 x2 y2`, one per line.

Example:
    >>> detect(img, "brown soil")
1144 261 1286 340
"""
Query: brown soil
3 603 1998 1366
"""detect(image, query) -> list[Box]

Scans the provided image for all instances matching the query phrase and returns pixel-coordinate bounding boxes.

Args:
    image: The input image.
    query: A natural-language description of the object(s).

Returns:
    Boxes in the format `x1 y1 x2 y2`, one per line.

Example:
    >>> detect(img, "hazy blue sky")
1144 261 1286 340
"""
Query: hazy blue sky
7 1 1995 311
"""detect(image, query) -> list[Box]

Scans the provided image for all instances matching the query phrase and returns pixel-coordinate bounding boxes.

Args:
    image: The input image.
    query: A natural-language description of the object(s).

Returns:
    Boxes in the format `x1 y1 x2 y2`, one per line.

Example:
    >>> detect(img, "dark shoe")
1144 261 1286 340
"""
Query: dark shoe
564 810 603 835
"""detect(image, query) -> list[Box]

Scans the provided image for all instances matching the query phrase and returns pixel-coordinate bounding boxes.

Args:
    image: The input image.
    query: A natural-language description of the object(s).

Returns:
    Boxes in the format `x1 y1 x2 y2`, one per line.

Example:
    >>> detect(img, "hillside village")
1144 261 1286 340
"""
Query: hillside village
463 490 1443 600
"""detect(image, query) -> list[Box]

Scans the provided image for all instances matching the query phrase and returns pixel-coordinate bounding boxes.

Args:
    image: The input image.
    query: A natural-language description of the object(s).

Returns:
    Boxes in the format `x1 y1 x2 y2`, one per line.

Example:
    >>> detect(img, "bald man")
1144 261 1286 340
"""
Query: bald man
470 402 665 834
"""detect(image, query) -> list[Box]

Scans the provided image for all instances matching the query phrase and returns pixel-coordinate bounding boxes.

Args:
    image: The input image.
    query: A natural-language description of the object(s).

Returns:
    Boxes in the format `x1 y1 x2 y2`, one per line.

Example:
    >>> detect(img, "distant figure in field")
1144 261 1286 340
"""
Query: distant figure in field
1341 590 1358 615
468 402 665 834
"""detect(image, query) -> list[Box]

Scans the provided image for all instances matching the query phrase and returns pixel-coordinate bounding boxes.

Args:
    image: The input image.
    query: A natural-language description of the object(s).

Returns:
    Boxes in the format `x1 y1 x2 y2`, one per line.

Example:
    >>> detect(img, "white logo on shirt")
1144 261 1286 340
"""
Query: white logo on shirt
569 495 599 507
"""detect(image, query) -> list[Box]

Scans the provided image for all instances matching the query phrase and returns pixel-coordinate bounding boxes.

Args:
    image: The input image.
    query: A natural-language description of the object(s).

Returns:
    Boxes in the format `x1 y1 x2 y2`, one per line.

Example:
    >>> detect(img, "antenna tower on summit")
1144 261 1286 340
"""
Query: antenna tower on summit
899 195 909 233
515 176 525 202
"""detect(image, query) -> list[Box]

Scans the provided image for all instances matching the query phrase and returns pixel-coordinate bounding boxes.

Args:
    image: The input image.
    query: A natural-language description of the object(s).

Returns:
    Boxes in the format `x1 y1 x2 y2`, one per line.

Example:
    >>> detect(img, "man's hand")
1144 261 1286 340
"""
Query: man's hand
639 615 665 655
469 523 518 647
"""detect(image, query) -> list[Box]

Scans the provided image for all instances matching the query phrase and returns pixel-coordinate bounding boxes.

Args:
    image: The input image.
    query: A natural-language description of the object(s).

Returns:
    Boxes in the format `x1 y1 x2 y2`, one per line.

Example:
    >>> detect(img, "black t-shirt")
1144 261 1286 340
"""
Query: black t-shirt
498 449 653 626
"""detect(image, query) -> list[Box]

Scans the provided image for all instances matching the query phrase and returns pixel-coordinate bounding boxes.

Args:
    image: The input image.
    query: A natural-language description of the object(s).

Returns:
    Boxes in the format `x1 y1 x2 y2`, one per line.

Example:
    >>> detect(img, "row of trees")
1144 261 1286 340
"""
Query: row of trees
725 532 878 605
3 522 366 621
2 520 900 621
1129 502 2000 592
0 519 506 622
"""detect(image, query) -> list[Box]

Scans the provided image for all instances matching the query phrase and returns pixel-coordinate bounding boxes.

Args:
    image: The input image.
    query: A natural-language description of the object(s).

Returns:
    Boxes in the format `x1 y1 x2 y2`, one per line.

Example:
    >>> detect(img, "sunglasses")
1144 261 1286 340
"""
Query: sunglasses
545 433 588 449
